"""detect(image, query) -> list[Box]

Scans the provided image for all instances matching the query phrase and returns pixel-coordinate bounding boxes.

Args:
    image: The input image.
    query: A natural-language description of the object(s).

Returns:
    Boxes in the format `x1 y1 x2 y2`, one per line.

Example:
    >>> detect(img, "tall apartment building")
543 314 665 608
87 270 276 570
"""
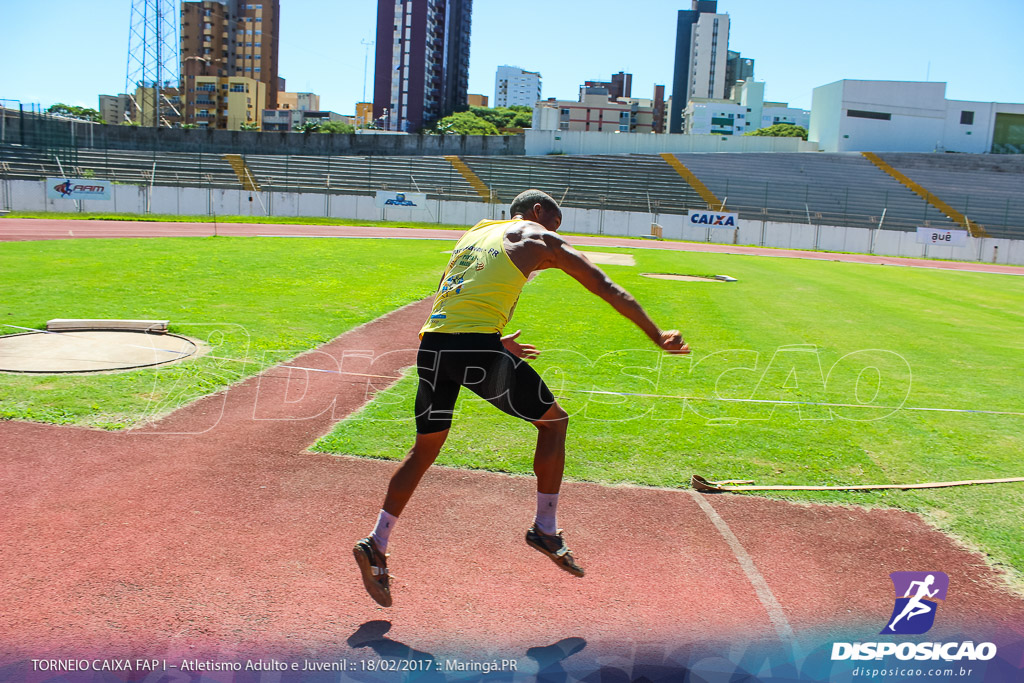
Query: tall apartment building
373 0 472 132
180 0 280 129
494 65 541 108
725 50 754 90
669 0 730 133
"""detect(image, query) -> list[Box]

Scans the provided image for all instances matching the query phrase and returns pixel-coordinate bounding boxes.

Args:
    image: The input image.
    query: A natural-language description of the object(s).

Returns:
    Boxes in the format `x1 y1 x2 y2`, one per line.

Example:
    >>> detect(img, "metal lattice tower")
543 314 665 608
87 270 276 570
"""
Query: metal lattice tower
125 0 180 127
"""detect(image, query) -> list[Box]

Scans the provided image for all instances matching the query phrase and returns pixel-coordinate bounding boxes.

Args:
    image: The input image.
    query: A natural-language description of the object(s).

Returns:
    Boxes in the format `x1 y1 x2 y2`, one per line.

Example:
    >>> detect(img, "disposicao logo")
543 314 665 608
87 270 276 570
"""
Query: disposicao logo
882 571 948 635
55 180 74 197
831 571 997 663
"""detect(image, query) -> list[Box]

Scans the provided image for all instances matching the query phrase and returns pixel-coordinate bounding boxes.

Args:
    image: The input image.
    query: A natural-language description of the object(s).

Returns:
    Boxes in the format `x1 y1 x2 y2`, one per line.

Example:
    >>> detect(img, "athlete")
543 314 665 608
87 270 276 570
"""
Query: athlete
887 574 939 632
354 189 690 607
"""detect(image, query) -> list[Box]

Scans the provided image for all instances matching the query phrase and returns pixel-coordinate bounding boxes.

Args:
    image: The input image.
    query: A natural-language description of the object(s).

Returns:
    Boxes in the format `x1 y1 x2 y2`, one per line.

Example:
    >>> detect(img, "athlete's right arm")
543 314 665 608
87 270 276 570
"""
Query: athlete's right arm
543 232 690 354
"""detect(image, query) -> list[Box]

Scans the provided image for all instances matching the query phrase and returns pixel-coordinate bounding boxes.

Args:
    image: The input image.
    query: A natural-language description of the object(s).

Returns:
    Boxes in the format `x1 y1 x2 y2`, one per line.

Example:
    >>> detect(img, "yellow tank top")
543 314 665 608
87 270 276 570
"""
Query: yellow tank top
420 220 527 335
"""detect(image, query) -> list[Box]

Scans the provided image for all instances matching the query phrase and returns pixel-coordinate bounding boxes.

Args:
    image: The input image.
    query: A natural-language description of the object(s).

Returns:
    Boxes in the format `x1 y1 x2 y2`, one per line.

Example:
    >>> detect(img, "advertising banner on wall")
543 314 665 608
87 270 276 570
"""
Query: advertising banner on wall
916 227 969 246
46 178 111 201
374 191 427 208
688 209 739 228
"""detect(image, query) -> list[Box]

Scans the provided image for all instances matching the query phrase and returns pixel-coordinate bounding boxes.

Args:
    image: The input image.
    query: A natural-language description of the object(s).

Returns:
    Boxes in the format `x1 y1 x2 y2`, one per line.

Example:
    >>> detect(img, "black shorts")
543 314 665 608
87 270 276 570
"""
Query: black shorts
415 332 556 434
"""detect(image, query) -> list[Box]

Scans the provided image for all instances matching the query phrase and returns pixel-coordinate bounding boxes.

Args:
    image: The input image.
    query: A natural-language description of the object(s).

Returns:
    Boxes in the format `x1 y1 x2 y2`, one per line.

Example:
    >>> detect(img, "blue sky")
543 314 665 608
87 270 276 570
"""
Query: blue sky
1 0 1022 114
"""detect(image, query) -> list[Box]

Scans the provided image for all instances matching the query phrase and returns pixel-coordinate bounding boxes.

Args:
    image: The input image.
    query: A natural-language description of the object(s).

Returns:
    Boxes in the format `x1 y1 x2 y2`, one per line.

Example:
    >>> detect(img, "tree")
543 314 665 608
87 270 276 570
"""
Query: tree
745 123 808 140
435 111 500 135
468 105 532 130
46 103 104 123
319 121 355 134
239 122 260 131
294 120 322 134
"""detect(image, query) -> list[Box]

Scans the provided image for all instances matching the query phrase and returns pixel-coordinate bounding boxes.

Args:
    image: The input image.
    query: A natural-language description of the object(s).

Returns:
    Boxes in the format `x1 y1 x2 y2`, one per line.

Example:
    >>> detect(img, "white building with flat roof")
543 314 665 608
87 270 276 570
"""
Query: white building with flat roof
809 79 1024 153
494 65 542 108
681 80 809 136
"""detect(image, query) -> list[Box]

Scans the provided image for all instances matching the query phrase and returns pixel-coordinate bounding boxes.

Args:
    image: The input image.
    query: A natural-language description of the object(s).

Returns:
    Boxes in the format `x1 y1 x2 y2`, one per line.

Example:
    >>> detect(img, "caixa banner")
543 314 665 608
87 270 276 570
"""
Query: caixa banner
688 209 739 228
47 178 111 201
375 191 427 208
916 227 969 246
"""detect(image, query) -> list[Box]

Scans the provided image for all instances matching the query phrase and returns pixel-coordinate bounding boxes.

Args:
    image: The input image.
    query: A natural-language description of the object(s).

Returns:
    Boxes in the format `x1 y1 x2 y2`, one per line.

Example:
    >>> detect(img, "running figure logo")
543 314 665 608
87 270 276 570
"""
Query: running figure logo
882 571 949 635
55 180 73 197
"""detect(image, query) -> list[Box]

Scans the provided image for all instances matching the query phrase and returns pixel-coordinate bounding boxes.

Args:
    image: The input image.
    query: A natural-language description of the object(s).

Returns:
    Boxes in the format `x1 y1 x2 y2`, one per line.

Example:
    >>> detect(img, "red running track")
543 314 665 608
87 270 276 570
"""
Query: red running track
2 219 1024 679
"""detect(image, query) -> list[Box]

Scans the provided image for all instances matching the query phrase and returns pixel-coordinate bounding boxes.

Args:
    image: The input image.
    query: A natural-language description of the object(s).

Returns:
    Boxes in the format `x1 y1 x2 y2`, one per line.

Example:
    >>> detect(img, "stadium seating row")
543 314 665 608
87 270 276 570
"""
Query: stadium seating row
2 144 1020 238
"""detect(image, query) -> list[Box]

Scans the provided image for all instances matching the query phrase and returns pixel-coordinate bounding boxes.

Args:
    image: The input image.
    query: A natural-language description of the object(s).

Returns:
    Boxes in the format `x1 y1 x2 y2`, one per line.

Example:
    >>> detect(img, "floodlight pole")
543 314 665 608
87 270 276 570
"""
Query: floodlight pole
361 39 375 104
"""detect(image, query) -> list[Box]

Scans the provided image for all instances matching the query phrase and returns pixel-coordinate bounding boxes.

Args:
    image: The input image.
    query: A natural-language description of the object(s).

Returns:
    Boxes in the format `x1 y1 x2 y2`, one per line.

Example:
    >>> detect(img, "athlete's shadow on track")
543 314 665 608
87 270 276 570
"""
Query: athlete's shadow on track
347 623 591 682
527 637 587 682
348 620 444 681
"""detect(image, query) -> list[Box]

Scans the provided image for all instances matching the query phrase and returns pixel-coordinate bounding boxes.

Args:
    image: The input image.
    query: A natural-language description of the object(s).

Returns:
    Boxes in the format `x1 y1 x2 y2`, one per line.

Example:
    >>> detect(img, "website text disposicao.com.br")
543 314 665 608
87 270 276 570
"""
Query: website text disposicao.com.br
837 640 997 679
852 665 979 679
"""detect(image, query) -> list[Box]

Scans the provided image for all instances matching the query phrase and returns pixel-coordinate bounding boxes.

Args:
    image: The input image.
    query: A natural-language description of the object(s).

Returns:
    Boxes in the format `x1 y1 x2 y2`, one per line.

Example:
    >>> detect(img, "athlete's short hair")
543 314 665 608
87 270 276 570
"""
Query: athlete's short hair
510 189 560 219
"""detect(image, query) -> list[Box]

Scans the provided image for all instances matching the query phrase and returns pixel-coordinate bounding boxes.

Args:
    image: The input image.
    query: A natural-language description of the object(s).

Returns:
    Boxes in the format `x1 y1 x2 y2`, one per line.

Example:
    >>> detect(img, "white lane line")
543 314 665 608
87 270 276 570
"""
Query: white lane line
687 489 795 641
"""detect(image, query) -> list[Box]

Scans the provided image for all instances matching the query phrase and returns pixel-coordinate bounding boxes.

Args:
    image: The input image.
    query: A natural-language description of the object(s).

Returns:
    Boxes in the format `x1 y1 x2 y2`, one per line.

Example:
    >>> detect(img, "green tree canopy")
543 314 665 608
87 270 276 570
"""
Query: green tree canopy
294 120 322 134
319 121 355 134
435 111 500 135
469 105 531 130
46 103 104 123
745 123 808 140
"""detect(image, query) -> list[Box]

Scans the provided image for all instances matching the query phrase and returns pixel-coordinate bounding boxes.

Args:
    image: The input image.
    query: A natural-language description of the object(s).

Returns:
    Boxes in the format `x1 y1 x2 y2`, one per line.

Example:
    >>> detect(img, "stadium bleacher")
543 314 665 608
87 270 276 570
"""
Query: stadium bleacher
879 153 1024 240
1 143 1020 237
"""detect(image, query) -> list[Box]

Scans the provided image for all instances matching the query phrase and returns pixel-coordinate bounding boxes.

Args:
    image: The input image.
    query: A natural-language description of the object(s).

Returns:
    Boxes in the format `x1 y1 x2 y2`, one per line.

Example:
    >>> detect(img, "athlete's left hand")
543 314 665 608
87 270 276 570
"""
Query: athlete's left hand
501 329 540 359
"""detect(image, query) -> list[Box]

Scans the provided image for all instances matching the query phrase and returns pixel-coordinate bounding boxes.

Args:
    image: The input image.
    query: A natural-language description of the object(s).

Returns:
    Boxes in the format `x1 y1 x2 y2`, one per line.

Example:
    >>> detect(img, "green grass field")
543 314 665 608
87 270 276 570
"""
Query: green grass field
314 246 1024 579
5 210 470 231
2 235 1022 580
0 236 443 428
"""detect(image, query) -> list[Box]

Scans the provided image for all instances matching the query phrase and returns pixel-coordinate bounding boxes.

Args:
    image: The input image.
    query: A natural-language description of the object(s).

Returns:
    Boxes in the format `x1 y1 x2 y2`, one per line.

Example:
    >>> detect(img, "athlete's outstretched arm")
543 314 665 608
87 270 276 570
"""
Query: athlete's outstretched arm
545 233 690 354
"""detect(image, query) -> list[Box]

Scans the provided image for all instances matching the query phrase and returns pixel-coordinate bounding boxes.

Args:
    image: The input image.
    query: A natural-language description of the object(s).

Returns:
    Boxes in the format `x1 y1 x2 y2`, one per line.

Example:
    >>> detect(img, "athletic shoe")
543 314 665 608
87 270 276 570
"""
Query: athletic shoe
525 524 584 577
353 537 392 607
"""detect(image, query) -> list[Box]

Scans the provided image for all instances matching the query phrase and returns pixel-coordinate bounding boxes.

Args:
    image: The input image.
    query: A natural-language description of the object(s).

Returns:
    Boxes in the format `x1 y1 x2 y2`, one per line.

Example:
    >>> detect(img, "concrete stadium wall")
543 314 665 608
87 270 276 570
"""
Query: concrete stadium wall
524 129 821 155
8 179 1023 266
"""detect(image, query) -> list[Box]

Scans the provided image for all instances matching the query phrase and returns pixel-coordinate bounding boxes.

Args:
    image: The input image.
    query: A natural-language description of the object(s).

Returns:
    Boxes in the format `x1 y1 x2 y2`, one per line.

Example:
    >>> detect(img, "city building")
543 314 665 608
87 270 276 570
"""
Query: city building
652 85 667 134
531 85 659 134
261 109 347 132
725 50 754 90
355 102 373 126
810 79 1024 154
180 0 281 129
584 72 632 100
132 85 183 127
669 0 730 133
277 92 320 111
373 0 472 132
681 80 808 135
190 74 266 129
98 94 133 125
467 94 489 107
494 66 541 108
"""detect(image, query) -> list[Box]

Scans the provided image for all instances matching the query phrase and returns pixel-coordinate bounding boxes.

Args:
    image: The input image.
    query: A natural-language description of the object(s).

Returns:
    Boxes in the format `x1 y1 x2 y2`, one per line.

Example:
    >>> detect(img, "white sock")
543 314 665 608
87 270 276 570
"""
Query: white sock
534 492 559 535
369 509 397 552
